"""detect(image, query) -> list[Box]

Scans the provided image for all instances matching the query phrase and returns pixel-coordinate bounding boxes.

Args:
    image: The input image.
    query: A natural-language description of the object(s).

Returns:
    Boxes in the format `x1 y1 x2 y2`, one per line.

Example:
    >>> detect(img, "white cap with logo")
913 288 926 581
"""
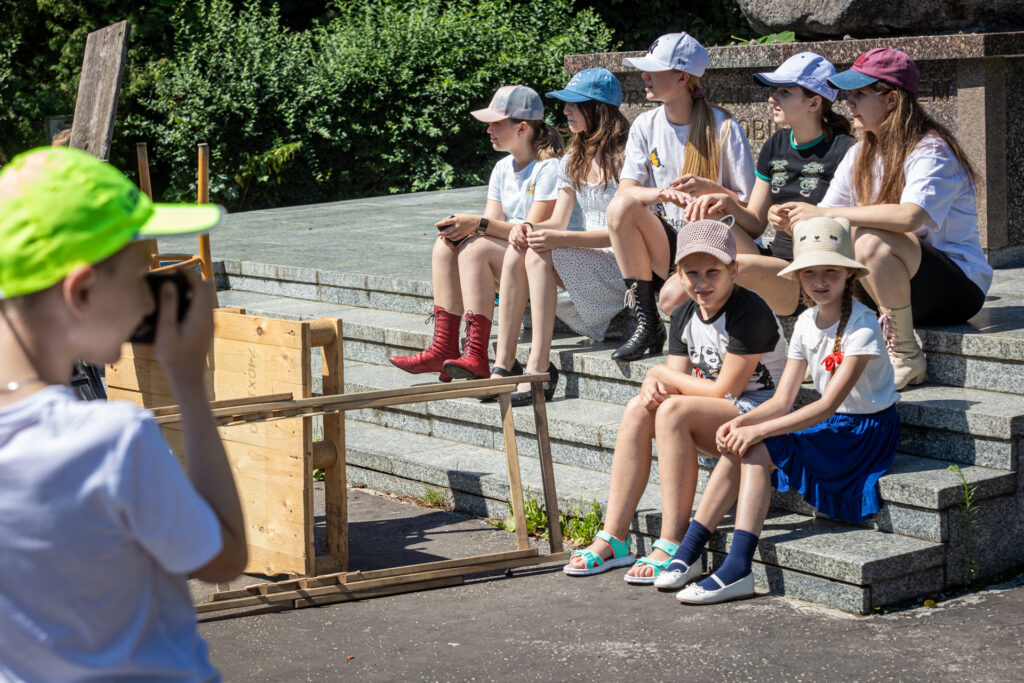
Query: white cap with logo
471 85 544 122
623 32 710 76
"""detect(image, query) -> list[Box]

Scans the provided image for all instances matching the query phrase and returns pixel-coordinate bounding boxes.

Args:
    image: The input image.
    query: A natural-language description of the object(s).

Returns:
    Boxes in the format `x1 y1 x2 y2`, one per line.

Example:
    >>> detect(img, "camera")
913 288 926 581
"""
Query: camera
128 271 192 344
438 214 468 246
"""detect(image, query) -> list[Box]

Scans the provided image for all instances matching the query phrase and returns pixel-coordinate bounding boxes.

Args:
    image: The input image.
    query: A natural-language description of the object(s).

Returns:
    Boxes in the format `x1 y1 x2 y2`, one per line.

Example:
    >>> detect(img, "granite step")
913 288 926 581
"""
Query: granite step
217 288 1024 471
215 261 1024 394
339 360 1016 544
343 419 946 615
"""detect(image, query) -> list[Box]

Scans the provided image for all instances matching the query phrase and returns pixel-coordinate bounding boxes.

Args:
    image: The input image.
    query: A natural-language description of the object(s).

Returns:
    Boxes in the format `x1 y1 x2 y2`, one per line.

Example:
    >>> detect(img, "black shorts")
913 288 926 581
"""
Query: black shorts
909 240 986 325
652 215 679 290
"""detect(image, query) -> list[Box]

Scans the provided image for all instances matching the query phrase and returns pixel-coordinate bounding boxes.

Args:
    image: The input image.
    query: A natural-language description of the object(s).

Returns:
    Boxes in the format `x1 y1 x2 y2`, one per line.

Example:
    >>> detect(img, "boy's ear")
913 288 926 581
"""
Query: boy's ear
61 264 97 318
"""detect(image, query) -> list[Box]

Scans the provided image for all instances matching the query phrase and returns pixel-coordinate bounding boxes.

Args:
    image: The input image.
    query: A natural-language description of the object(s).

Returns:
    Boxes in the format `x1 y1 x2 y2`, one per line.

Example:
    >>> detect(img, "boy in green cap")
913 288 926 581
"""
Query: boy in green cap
0 147 246 681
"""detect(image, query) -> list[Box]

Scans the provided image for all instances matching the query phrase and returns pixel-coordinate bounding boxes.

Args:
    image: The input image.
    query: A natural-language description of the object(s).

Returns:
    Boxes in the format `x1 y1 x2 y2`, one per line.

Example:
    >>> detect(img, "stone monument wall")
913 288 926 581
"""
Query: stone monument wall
566 32 1024 266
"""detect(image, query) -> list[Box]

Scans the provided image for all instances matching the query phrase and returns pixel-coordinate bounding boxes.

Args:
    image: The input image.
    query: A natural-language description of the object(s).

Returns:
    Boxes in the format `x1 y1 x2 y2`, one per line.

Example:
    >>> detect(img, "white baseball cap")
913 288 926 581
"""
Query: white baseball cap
753 52 839 102
471 85 544 122
622 32 710 76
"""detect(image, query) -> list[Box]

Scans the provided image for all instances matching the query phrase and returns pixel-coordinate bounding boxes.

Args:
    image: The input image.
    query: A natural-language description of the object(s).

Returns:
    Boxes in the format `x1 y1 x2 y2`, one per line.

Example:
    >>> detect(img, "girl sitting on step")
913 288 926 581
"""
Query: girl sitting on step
781 48 992 390
389 85 562 382
564 219 786 584
657 216 900 604
489 68 630 406
659 51 855 318
605 31 755 362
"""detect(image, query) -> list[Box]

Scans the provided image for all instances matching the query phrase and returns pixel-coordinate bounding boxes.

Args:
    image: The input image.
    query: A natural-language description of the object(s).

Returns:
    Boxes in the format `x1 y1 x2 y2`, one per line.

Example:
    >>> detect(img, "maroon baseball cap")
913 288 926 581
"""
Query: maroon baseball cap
827 48 920 94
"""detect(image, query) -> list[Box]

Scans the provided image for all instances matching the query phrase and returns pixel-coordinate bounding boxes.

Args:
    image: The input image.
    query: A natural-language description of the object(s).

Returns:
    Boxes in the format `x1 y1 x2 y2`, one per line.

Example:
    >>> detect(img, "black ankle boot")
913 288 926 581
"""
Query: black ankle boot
611 279 666 361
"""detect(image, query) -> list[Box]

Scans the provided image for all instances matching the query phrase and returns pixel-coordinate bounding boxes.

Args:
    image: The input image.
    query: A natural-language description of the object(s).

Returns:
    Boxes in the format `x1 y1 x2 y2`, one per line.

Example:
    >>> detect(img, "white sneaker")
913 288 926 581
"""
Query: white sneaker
652 556 704 590
676 572 754 604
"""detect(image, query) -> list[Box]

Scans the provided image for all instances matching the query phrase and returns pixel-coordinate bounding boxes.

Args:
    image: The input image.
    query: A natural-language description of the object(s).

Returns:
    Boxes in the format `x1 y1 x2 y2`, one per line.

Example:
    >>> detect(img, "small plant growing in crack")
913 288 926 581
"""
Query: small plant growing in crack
946 464 979 584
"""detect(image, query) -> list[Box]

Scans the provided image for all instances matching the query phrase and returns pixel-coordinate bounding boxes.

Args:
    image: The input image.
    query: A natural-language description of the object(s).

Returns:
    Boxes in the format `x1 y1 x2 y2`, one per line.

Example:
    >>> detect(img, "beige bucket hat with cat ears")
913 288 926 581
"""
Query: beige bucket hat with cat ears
777 216 869 280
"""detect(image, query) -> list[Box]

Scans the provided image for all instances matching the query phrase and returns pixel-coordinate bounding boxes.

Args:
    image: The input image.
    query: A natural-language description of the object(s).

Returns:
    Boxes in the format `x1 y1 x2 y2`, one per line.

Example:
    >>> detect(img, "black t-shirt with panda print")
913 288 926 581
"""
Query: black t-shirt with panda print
755 128 855 260
668 285 787 396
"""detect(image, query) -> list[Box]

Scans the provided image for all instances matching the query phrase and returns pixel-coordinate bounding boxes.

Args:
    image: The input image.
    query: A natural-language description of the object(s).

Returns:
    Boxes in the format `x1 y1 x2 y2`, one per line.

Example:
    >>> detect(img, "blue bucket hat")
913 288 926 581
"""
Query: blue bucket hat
546 68 623 107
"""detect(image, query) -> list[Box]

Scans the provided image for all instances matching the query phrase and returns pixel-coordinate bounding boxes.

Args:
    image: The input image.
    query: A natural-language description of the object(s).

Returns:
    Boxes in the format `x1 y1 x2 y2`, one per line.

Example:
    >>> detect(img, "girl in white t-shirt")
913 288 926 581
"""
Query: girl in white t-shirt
782 48 992 390
389 85 562 381
659 217 900 604
564 220 787 584
606 32 755 362
490 68 631 405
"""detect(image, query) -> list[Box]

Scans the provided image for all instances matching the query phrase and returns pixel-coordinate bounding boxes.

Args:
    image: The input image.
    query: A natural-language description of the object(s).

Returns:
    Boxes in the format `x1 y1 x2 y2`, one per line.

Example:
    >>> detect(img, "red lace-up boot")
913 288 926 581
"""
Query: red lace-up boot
442 311 492 380
389 305 461 382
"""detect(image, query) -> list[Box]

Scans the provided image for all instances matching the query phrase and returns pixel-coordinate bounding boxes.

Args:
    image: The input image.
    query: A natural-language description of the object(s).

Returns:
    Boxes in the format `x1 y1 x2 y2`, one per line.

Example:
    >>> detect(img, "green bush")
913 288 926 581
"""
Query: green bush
121 0 613 210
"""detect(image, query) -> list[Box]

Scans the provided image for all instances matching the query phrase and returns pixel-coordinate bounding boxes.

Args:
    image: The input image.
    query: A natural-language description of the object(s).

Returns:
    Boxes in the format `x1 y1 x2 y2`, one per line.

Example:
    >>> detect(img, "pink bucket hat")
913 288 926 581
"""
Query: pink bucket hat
675 219 737 266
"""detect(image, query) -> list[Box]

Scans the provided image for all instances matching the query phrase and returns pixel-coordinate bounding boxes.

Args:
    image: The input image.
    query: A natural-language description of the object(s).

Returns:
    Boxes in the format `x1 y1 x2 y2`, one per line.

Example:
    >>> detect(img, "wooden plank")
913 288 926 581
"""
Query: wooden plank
292 576 463 609
211 548 539 601
498 394 530 551
69 21 130 160
319 318 347 571
197 551 566 613
153 380 529 426
150 393 293 417
530 384 563 554
136 142 153 199
196 143 215 287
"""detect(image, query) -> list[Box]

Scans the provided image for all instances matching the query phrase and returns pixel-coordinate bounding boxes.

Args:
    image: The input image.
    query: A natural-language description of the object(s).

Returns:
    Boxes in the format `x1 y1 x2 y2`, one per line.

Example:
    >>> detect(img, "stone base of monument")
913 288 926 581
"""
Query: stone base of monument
567 31 1024 268
200 253 1024 614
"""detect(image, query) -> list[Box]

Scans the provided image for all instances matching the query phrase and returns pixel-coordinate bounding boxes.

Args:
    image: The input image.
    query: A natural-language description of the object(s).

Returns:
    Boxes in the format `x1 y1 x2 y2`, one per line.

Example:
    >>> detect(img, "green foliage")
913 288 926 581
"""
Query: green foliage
728 30 798 46
489 489 603 546
419 486 454 511
563 0 749 50
946 464 979 584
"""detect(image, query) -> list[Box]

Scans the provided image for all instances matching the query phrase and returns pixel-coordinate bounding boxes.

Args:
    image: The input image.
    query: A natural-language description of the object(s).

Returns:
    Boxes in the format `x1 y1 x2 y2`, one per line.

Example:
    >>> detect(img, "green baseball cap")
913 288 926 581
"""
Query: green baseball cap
0 146 223 299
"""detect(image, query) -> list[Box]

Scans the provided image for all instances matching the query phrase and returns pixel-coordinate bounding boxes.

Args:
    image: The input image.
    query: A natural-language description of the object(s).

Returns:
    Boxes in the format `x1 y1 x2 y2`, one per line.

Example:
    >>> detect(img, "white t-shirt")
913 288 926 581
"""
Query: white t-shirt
0 386 222 682
788 300 900 414
486 155 560 223
621 106 756 230
820 136 992 294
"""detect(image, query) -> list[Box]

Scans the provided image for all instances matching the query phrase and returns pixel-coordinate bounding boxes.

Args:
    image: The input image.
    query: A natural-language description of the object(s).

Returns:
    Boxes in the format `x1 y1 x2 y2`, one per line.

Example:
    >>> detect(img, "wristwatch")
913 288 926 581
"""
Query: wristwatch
476 217 489 236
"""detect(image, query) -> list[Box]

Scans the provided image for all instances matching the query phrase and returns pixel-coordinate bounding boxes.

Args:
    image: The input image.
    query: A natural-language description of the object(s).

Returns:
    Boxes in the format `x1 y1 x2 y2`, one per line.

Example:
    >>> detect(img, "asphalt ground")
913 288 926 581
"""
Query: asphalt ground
194 487 1024 682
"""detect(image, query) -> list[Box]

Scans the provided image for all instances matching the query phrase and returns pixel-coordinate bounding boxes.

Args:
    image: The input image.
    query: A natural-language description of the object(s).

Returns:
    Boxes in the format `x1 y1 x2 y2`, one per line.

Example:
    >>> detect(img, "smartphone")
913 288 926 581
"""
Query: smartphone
128 271 192 344
438 214 467 246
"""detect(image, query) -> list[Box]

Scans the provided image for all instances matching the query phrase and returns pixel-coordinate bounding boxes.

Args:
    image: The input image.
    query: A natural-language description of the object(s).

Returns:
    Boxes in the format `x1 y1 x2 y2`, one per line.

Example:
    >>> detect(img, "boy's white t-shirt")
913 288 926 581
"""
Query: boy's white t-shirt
486 155 560 223
621 106 756 230
820 136 993 294
789 300 900 414
0 386 222 682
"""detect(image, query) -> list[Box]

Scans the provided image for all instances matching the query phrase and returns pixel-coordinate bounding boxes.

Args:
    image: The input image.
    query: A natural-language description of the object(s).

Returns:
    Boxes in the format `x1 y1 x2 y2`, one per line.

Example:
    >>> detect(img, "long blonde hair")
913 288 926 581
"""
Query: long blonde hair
853 82 975 205
680 76 732 181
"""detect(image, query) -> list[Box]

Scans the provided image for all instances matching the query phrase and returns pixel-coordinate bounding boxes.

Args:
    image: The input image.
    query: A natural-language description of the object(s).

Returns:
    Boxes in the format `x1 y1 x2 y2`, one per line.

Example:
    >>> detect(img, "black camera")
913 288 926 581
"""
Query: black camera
438 214 468 246
128 271 192 344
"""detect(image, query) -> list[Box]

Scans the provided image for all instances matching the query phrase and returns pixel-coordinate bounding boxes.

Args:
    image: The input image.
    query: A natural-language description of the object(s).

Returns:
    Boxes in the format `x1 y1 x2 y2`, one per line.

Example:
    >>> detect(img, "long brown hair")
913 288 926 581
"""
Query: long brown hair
680 75 732 181
798 87 852 141
512 118 564 161
853 81 975 205
564 100 630 190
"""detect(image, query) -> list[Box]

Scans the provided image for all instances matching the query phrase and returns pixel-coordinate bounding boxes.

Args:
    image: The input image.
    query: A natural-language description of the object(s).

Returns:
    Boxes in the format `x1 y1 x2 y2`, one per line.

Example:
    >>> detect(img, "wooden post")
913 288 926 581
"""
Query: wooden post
530 380 563 554
497 394 530 551
69 21 131 160
196 143 218 306
314 318 347 572
136 143 157 261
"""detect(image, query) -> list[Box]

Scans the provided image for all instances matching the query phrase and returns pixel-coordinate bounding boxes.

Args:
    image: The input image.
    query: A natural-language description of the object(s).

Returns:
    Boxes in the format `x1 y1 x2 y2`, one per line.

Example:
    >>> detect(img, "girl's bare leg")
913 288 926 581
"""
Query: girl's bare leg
493 245 529 374
432 237 464 315
456 235 511 319
606 194 672 281
732 444 774 536
567 395 657 569
627 396 743 578
658 275 687 317
519 248 559 391
852 228 921 309
735 254 800 317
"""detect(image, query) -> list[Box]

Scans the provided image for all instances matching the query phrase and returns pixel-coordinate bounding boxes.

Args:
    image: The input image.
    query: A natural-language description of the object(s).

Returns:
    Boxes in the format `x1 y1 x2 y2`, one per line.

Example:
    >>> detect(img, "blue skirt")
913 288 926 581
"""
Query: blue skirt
765 404 900 523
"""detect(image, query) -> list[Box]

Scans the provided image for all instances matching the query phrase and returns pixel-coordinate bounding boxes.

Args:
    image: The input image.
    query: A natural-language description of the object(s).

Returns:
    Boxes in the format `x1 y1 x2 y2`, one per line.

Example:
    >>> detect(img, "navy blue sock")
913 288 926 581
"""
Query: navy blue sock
699 529 758 589
669 520 711 569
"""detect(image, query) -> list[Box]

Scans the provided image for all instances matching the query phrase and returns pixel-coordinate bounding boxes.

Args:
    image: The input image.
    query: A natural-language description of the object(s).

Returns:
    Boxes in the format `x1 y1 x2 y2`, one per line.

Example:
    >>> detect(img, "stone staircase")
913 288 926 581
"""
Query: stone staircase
206 253 1024 614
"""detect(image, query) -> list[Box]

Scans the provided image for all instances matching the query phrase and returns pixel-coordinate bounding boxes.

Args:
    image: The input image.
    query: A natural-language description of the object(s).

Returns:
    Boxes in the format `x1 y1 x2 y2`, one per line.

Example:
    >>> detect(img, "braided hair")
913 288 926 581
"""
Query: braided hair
800 273 856 375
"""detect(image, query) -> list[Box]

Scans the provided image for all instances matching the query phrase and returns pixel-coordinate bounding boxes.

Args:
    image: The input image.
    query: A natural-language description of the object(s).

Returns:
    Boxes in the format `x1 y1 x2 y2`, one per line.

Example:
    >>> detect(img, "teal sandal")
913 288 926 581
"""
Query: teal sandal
624 539 680 585
563 530 635 576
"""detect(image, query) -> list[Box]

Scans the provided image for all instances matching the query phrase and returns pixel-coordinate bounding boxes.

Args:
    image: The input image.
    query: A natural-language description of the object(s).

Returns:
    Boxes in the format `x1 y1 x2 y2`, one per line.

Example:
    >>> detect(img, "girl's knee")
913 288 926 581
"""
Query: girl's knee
606 194 638 231
654 397 689 428
853 228 897 263
524 247 550 270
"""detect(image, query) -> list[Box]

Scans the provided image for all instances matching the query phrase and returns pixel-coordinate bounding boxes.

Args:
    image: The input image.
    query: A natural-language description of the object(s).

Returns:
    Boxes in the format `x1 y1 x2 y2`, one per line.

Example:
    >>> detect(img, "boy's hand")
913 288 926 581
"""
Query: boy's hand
154 268 214 386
